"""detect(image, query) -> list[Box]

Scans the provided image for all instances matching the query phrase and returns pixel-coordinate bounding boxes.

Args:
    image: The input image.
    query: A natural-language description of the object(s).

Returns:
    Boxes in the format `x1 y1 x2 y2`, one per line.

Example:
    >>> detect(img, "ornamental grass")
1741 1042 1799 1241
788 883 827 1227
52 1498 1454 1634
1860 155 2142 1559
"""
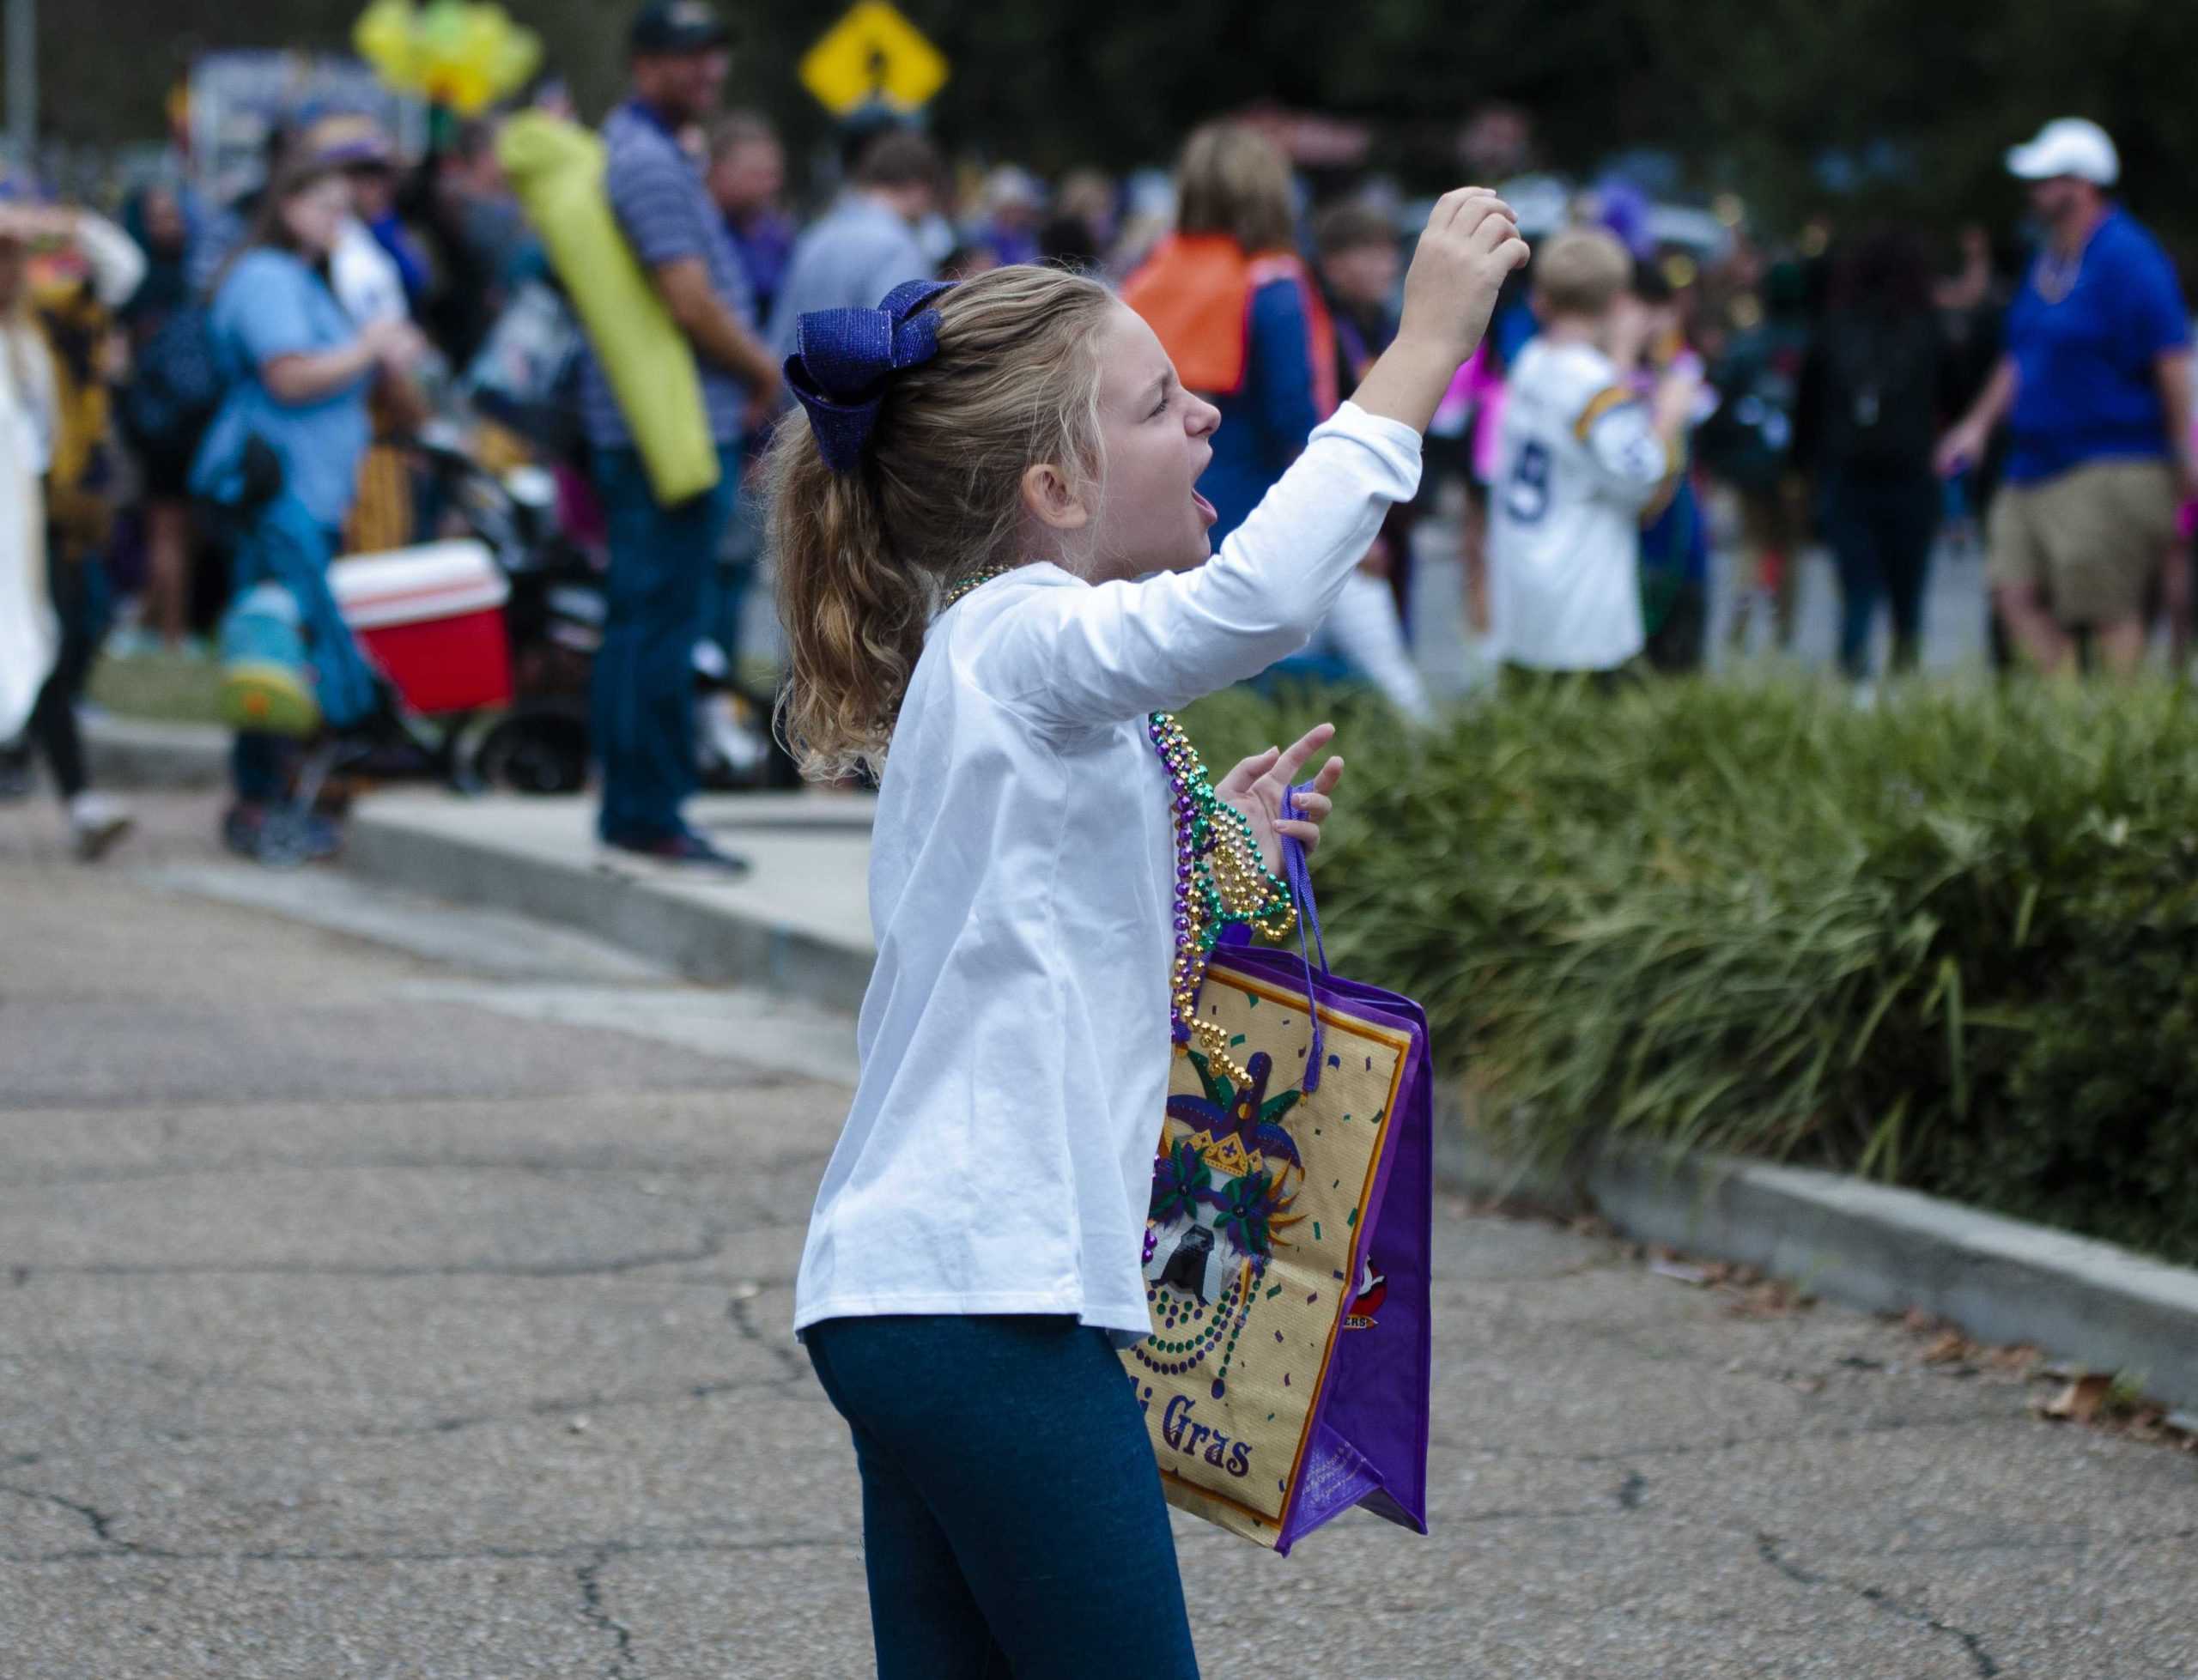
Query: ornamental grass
1181 676 2198 1262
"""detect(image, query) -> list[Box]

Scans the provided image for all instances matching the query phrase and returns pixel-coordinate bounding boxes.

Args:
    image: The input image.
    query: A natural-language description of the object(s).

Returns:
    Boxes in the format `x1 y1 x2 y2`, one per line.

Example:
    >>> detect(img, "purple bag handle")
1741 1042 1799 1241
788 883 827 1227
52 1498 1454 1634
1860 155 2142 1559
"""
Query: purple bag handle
1282 784 1331 1091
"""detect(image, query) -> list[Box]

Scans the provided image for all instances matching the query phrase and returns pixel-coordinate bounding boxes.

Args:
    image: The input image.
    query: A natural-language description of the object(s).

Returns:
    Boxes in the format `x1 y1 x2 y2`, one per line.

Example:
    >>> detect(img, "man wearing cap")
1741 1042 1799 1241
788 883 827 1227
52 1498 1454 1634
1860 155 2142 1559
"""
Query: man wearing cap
582 0 779 871
1939 118 2195 675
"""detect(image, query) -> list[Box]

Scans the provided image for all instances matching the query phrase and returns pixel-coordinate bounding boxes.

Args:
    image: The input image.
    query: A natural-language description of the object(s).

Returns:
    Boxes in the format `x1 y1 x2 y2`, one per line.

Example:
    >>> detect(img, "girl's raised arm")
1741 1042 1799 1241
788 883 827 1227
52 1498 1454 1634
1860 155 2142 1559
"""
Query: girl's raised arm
981 191 1527 731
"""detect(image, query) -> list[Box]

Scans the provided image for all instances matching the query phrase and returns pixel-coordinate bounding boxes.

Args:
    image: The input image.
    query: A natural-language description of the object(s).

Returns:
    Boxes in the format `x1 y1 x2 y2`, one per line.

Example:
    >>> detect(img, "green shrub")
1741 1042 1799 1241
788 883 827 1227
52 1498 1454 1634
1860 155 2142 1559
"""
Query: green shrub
1178 676 2198 1262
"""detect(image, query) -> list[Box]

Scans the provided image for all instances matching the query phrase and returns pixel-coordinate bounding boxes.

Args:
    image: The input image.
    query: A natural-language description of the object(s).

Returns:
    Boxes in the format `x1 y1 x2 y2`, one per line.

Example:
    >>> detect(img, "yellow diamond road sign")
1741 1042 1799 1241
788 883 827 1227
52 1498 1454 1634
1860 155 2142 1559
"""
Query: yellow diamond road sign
800 3 950 117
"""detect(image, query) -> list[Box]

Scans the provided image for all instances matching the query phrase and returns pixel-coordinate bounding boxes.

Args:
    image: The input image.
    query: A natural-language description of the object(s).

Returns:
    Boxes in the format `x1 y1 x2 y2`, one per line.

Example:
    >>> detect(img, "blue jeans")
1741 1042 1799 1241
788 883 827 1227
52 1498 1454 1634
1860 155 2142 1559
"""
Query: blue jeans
1824 471 1938 681
590 444 738 844
27 549 112 801
703 473 765 675
805 1316 1199 1679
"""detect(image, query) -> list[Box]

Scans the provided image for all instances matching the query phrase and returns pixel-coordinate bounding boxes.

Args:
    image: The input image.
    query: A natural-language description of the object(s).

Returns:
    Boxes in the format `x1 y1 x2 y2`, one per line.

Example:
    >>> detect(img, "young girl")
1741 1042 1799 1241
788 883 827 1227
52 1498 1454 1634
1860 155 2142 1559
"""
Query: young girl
773 186 1525 1678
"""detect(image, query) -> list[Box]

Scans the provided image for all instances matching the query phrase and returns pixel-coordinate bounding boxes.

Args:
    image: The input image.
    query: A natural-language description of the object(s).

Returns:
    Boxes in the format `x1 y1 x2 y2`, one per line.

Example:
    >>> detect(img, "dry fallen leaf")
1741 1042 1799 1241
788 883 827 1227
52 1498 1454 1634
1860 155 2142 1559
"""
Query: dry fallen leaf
2040 1374 2114 1423
1902 1307 1939 1335
1721 1278 1816 1319
2124 1405 2170 1441
1988 1343 2041 1378
1922 1330 1970 1365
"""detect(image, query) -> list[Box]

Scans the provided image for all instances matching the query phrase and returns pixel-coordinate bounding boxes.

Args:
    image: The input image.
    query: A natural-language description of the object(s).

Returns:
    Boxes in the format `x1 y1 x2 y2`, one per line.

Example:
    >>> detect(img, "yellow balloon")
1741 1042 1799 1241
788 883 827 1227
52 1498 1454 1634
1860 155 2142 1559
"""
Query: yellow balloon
488 23 543 99
358 0 539 115
353 0 423 93
428 63 494 114
416 0 469 60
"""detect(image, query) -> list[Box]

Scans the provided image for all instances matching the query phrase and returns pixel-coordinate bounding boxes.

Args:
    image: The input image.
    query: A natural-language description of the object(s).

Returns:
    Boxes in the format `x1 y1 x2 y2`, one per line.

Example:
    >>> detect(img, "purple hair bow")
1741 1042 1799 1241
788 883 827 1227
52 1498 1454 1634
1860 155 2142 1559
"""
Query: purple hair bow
785 278 957 474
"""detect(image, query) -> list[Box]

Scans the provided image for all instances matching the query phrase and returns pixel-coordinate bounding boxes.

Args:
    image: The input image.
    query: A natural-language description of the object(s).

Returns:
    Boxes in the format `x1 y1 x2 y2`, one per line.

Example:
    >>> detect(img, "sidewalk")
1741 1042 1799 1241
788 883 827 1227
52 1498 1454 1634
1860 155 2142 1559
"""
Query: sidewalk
349 790 877 1014
82 712 229 791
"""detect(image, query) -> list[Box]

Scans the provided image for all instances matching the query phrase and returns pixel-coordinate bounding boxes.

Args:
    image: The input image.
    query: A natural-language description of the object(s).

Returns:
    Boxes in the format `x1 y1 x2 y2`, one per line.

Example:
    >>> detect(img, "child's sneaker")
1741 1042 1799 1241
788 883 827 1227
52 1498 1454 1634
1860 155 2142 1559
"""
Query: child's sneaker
69 793 135 862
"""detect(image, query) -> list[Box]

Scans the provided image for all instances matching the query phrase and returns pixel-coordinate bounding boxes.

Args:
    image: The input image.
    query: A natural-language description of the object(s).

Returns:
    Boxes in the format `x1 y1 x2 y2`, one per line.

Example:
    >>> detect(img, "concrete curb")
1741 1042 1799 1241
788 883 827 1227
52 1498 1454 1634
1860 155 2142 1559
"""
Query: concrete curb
83 714 229 791
345 806 877 1017
1435 1081 2198 1410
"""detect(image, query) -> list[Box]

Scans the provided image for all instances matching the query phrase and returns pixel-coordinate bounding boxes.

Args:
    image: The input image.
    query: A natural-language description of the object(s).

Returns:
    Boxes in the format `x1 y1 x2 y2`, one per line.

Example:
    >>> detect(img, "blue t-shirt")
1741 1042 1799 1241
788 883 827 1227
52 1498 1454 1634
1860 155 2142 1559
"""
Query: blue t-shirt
2005 209 2190 484
579 101 756 452
1199 277 1322 543
189 248 373 531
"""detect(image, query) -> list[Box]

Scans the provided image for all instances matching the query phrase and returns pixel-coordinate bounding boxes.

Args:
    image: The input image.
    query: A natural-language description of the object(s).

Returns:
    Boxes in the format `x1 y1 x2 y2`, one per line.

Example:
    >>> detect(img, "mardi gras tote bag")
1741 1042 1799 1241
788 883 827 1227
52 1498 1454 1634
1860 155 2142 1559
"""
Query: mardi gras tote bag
495 112 719 506
1124 828 1433 1553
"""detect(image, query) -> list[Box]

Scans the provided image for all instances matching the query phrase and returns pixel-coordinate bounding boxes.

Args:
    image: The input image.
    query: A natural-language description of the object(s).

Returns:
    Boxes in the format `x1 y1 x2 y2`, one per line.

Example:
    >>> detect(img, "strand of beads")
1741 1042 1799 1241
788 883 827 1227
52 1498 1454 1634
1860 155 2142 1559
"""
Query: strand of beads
1149 713 1296 1089
1133 1263 1261 1398
1135 1272 1239 1372
938 565 1013 613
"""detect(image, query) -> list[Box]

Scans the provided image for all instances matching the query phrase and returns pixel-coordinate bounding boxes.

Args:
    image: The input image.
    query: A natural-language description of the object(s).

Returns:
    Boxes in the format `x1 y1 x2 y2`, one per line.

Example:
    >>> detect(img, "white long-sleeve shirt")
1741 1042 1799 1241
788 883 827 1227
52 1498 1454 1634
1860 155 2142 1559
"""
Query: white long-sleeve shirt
792 402 1423 1338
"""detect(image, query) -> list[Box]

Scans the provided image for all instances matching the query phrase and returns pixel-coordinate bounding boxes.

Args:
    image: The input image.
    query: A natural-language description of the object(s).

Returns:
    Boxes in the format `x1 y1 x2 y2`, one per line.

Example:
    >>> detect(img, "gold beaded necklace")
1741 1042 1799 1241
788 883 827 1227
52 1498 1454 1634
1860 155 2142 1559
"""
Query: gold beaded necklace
1147 713 1296 1089
938 565 1013 612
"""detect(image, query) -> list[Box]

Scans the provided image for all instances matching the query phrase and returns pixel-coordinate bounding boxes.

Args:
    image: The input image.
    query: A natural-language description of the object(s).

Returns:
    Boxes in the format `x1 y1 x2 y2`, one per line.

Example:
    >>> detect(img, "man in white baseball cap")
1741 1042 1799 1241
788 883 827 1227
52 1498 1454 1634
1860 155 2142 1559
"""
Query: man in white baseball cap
2005 117 2119 189
1939 118 2194 675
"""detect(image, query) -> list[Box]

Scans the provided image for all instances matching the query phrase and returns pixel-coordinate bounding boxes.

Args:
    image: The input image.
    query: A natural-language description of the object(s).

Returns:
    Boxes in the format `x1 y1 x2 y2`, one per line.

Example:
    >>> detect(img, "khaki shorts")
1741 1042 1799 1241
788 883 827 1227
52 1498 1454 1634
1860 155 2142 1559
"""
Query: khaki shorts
1988 458 2178 626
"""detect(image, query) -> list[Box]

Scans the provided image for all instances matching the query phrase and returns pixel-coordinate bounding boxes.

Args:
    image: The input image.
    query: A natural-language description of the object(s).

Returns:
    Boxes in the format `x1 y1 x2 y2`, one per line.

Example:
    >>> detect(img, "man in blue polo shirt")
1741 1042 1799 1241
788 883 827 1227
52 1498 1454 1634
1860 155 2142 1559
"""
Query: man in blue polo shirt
1940 118 2195 675
582 0 780 870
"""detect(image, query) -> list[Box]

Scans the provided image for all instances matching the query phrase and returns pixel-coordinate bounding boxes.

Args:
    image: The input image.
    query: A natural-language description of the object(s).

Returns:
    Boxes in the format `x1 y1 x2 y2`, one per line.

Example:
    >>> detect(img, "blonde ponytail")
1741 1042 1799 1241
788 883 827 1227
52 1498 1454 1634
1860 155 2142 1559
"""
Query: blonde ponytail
766 264 1116 780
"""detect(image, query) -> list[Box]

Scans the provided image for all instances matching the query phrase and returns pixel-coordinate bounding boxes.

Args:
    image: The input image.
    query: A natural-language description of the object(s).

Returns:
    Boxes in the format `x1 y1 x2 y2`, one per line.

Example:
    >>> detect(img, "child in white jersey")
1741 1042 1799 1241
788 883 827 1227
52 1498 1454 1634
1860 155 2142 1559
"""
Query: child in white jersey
1490 227 1699 679
767 189 1526 1679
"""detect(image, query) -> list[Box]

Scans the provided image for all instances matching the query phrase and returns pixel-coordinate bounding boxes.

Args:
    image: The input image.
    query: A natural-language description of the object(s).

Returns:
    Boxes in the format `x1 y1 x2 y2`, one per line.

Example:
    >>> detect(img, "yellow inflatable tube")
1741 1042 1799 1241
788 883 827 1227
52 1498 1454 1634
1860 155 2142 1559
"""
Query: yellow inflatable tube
496 112 719 505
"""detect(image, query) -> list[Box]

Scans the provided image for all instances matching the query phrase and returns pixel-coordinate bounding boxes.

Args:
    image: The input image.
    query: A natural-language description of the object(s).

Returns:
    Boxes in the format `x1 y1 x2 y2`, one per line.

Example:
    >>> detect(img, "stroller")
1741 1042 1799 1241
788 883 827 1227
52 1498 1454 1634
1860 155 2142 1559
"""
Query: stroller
408 422 800 798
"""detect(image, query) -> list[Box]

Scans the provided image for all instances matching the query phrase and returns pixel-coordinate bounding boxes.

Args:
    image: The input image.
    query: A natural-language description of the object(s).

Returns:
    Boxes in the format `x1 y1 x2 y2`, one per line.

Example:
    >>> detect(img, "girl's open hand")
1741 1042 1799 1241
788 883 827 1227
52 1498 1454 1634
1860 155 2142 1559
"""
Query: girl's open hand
1215 723 1346 876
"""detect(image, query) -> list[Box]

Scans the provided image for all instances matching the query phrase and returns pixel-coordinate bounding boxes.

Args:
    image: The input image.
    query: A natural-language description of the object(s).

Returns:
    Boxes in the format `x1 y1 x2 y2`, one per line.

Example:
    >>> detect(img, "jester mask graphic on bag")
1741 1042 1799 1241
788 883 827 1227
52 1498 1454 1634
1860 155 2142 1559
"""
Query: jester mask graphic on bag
1145 1049 1305 1306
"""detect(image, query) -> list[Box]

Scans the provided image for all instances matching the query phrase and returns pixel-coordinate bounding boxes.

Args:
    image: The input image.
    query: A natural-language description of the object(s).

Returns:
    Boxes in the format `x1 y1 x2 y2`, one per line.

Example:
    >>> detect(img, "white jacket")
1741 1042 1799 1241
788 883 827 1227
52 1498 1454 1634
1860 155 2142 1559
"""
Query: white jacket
0 319 57 737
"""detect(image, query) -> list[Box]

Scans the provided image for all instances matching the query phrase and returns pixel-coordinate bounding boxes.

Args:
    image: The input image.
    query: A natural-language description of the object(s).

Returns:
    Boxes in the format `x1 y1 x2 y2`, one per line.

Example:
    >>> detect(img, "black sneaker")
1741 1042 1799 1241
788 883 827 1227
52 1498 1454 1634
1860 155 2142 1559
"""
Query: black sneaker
601 829 753 878
0 745 30 803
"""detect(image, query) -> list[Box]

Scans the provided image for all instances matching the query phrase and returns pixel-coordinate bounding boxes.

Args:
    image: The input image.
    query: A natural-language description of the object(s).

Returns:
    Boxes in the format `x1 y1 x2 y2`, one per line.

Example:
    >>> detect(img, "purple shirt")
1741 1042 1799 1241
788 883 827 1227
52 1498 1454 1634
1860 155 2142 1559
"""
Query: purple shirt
726 209 794 323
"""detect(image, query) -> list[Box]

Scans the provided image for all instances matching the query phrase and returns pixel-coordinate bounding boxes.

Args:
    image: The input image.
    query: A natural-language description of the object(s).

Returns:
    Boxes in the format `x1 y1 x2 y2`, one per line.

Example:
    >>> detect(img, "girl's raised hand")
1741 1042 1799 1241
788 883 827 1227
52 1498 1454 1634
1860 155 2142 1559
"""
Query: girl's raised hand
1215 723 1346 876
1397 187 1531 367
1352 190 1529 434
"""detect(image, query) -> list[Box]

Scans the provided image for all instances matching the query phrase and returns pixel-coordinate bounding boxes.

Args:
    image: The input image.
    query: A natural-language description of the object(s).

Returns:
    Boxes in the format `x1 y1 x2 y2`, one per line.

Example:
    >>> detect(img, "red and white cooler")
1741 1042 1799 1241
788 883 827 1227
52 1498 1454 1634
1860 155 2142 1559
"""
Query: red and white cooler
331 540 513 717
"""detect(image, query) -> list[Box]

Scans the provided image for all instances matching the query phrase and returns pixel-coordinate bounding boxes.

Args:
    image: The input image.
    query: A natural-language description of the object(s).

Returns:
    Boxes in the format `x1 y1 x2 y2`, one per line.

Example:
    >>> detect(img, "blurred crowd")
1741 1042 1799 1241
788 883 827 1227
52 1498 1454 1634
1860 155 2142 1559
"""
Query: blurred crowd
3 1 2189 870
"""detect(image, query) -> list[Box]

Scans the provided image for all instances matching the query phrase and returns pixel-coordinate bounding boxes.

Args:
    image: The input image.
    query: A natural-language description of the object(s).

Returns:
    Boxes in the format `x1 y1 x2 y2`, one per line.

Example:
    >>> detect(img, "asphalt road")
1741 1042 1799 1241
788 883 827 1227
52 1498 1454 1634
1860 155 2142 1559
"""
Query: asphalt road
3 792 2194 1678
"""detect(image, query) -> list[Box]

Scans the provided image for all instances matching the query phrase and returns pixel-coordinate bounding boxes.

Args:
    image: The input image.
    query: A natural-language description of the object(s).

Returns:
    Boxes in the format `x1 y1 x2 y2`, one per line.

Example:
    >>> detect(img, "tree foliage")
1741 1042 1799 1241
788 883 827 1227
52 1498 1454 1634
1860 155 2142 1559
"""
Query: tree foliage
13 0 2198 240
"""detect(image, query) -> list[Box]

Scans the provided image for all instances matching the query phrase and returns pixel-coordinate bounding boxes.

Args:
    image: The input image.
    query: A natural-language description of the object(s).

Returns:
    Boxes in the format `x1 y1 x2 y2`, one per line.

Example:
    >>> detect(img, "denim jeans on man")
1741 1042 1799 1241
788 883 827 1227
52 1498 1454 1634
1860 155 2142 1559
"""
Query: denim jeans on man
805 1313 1200 1679
591 444 738 845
